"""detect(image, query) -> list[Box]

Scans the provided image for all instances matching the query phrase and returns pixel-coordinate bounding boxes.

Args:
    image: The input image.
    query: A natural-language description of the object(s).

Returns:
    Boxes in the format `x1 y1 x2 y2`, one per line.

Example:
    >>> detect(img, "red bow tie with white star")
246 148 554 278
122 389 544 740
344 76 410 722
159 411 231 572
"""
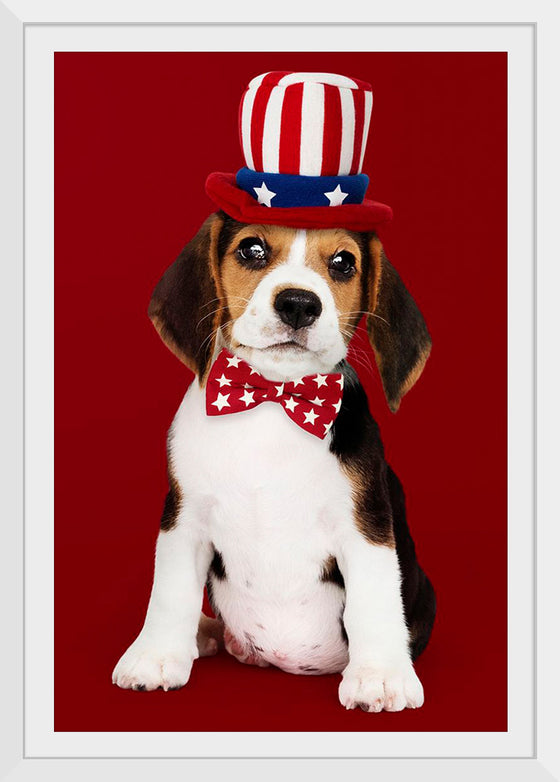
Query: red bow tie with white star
206 349 344 439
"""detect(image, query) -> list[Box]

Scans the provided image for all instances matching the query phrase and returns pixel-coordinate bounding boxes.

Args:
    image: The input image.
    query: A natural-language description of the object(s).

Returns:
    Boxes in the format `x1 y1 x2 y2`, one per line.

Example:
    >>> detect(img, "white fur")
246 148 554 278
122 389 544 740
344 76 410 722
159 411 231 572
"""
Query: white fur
173 383 351 675
111 522 211 691
231 230 347 381
285 228 307 265
112 230 423 711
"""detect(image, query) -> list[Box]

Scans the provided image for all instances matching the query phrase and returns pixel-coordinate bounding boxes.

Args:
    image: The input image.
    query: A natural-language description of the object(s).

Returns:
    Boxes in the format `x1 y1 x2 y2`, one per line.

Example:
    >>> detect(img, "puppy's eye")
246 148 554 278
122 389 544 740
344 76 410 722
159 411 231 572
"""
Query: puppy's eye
329 250 356 281
237 237 268 269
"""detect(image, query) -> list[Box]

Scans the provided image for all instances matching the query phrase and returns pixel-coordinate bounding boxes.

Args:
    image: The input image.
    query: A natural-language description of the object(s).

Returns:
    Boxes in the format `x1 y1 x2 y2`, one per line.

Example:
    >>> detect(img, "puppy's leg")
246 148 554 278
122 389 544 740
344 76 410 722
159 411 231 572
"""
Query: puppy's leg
223 627 270 667
197 612 225 657
112 524 212 691
337 540 424 713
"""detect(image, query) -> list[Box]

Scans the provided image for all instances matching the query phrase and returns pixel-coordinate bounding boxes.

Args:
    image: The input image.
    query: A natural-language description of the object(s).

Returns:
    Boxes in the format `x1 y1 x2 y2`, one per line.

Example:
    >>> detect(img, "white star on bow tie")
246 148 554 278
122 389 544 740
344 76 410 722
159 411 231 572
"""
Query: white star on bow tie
303 409 319 426
239 389 255 407
216 373 231 387
284 397 299 412
324 184 348 207
226 355 242 368
211 392 230 411
253 181 276 207
275 384 284 397
313 374 328 388
332 399 342 414
310 396 325 406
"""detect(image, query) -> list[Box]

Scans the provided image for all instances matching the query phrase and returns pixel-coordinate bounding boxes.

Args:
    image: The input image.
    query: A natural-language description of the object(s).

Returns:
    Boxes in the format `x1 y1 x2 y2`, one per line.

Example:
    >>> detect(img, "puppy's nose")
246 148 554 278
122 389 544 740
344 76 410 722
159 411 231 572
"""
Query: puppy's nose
274 288 323 330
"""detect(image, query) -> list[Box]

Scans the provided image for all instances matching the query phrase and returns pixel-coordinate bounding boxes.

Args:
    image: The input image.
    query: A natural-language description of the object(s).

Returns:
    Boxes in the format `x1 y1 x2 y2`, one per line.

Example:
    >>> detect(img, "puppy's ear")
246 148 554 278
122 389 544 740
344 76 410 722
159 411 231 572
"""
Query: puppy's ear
365 236 432 412
148 213 225 380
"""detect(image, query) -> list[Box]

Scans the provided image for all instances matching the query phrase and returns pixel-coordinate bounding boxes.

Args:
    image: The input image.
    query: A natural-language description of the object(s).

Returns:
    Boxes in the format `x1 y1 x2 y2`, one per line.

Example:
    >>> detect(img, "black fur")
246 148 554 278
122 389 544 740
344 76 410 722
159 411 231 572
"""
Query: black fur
210 548 226 580
206 548 226 620
159 486 179 532
320 556 345 588
330 362 436 660
330 363 393 545
159 460 182 532
365 251 432 413
216 210 245 262
148 215 219 377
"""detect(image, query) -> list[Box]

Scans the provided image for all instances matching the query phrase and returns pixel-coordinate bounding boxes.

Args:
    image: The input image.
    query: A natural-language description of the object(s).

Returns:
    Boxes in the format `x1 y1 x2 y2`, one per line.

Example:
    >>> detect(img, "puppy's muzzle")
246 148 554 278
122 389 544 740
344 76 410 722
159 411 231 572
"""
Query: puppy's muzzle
274 288 323 331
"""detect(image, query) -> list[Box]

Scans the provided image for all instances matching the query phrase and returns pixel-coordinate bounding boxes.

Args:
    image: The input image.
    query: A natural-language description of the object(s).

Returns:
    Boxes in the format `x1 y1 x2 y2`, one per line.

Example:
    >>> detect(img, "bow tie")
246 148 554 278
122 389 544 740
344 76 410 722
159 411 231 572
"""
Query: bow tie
206 349 344 439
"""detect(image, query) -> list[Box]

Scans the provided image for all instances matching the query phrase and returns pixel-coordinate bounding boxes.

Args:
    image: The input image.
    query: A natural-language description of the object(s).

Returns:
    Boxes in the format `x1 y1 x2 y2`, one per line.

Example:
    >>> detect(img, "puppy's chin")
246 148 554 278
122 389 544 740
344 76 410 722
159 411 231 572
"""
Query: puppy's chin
232 342 346 383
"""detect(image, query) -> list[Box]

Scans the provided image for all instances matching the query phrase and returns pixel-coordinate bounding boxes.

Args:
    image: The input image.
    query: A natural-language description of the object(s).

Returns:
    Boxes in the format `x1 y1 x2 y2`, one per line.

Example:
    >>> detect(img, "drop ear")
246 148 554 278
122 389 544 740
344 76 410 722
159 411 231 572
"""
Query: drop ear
148 213 225 380
365 236 432 412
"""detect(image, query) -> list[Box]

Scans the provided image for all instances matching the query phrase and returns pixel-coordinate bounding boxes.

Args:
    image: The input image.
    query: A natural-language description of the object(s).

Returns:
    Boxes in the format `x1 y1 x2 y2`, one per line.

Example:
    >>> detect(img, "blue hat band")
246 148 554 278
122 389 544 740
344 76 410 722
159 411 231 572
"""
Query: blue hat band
236 167 369 209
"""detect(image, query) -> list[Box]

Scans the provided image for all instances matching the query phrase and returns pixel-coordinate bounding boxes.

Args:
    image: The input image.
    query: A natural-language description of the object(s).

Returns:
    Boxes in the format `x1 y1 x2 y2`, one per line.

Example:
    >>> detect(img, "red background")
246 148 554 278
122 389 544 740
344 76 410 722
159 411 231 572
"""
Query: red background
55 52 507 732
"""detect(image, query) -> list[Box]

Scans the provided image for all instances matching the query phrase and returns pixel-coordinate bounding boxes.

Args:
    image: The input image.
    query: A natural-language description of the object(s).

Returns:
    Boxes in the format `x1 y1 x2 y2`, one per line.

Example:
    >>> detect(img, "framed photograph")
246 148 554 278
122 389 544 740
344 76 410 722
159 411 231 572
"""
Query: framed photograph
2 2 555 779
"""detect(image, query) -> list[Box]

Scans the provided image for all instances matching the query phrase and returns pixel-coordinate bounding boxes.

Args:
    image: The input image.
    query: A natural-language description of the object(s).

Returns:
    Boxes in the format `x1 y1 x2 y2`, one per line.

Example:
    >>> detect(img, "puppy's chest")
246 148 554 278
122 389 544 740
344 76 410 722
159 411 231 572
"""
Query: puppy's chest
171 383 356 673
171 383 355 569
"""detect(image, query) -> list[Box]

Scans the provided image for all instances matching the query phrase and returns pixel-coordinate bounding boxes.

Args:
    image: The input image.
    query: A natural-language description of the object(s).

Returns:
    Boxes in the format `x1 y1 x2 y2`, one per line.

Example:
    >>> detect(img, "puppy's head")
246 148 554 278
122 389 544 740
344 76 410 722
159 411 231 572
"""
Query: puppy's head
149 212 431 411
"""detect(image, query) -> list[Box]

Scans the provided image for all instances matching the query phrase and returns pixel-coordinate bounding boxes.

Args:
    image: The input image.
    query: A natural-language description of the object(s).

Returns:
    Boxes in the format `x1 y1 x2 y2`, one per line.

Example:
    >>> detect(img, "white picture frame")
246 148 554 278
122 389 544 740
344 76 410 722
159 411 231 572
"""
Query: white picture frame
1 1 556 779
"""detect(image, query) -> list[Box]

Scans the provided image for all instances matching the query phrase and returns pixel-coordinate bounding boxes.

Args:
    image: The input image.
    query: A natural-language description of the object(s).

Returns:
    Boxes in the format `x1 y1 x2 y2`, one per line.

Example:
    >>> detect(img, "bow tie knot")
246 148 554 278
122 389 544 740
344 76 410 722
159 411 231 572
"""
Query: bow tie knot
206 349 344 439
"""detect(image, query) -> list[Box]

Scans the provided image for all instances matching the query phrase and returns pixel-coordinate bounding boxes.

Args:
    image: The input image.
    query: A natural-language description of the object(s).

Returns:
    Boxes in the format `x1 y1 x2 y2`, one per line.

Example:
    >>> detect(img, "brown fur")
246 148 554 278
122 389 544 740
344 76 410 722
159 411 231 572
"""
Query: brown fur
219 225 298 344
304 230 364 337
149 213 431 408
342 461 396 547
365 237 432 412
320 555 345 587
148 214 225 383
218 224 364 348
160 471 182 533
147 213 435 663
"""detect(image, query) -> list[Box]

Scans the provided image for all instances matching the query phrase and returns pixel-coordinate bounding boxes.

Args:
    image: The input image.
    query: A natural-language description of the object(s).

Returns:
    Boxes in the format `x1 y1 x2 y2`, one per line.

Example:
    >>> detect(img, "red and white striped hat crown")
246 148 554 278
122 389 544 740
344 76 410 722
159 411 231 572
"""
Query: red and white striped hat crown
206 71 392 231
239 71 373 177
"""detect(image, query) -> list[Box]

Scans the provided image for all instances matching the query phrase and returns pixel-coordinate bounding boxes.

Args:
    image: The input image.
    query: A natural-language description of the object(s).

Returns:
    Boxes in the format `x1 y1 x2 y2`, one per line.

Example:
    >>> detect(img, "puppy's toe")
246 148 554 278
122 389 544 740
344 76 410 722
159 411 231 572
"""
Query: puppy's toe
339 667 384 712
338 662 424 713
197 635 219 657
112 639 195 691
197 613 225 658
403 668 425 709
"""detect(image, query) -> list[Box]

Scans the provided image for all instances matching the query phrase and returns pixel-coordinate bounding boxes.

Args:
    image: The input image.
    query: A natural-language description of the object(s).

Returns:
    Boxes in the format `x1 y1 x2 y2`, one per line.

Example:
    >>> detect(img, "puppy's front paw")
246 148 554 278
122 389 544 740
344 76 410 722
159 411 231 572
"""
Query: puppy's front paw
339 661 424 713
112 639 195 692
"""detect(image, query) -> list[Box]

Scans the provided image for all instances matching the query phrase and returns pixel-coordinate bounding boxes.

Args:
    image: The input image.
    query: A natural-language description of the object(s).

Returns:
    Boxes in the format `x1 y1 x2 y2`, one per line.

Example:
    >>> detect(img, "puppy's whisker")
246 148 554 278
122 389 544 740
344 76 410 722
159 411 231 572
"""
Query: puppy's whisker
335 322 377 379
197 296 253 332
196 306 232 330
200 296 250 311
346 344 377 380
340 310 390 327
200 297 226 309
198 319 236 357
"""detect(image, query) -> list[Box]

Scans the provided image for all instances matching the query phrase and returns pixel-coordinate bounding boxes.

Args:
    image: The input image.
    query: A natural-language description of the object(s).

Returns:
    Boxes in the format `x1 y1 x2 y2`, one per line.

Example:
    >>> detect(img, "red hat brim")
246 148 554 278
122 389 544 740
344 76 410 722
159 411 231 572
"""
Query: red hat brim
205 173 393 232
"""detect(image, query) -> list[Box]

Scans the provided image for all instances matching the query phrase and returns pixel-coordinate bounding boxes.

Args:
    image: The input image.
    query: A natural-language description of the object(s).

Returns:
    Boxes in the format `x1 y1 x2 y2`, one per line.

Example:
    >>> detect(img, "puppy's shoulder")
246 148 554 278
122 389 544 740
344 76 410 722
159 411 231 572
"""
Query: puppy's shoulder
330 361 394 546
329 361 384 462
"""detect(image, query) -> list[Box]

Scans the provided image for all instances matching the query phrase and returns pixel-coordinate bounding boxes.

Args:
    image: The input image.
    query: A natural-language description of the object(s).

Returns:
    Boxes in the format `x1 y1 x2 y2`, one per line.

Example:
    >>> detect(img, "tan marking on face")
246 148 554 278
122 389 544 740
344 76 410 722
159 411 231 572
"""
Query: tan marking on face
366 235 384 315
219 225 365 346
219 224 299 343
304 230 364 341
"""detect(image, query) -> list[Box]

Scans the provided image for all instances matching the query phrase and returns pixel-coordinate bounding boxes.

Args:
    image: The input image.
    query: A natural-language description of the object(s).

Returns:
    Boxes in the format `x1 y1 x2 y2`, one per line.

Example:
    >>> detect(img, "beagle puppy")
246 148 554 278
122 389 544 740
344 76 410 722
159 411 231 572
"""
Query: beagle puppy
112 212 436 713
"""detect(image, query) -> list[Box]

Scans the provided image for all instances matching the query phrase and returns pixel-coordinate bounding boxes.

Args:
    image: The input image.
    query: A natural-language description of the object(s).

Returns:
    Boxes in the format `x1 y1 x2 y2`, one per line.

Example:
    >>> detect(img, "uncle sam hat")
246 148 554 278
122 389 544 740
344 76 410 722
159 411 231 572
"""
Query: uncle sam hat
206 71 393 231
